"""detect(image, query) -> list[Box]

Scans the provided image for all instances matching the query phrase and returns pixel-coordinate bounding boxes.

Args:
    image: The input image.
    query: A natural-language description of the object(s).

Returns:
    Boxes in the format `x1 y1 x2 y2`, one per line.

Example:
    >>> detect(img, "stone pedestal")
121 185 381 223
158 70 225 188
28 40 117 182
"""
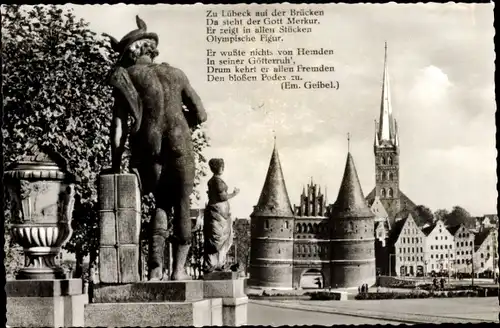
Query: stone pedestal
98 173 141 284
6 279 86 327
85 299 219 327
93 280 204 303
85 281 222 327
203 277 248 326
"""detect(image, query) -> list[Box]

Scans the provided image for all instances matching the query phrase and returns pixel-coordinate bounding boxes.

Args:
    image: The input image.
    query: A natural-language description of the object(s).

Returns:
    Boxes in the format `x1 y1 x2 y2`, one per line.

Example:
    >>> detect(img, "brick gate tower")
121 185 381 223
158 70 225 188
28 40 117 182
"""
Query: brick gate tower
249 138 295 289
330 152 376 288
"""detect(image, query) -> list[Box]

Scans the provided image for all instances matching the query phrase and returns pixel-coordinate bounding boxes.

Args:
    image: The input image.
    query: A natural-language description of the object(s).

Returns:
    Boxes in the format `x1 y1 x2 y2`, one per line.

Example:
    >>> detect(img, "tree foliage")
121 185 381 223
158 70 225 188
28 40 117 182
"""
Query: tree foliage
411 205 434 227
2 4 209 276
434 209 449 223
443 206 475 228
233 219 251 274
2 5 116 274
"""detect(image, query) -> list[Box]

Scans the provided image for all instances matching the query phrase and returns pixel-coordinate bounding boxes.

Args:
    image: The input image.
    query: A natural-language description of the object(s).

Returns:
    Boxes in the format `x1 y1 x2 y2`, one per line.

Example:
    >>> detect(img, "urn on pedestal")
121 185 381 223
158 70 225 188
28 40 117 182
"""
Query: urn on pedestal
5 145 80 280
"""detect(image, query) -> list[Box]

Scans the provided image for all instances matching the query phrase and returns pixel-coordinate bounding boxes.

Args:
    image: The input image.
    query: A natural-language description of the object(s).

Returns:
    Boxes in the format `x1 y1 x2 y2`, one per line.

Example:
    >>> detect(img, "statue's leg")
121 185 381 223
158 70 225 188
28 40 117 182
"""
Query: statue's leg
148 208 169 281
170 156 195 281
146 163 169 281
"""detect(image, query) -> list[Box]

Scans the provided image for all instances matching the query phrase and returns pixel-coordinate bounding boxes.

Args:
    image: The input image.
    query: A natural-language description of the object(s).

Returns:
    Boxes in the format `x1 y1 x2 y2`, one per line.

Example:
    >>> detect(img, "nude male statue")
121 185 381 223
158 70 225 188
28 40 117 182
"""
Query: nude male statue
104 16 207 281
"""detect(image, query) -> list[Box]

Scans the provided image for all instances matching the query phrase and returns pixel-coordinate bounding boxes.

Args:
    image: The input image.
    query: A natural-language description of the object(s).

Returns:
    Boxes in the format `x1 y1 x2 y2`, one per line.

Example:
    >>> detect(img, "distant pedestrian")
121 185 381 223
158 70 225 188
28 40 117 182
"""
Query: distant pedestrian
361 285 365 293
365 284 369 293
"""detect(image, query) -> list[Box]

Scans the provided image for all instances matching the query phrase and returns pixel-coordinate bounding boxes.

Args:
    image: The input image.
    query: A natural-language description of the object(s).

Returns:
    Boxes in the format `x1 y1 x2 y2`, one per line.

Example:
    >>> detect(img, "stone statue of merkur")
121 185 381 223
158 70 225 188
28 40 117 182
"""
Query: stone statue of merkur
203 158 240 273
103 15 207 281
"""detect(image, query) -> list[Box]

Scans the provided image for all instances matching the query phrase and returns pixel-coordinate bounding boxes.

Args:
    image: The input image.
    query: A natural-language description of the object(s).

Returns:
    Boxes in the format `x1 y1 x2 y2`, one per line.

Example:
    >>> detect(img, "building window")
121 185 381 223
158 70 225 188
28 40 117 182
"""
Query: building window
444 245 447 249
389 172 394 181
285 221 289 229
440 245 443 250
445 254 448 258
440 254 443 259
265 220 269 229
432 264 434 269
381 188 386 198
431 245 434 250
431 254 434 259
382 157 386 165
388 156 392 165
481 253 484 258
481 263 484 268
435 236 438 240
388 188 393 198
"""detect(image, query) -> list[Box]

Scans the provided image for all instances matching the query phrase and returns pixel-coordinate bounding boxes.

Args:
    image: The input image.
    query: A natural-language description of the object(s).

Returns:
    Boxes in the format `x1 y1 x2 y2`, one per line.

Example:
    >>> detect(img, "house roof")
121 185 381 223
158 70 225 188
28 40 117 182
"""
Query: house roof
421 223 436 236
388 217 407 245
474 227 494 249
447 224 462 236
365 188 417 219
370 196 389 218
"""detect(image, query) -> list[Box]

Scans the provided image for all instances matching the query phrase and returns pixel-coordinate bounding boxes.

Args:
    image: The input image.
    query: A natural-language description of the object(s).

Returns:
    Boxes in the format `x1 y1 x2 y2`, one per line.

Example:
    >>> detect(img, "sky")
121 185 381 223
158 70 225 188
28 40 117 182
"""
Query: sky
66 3 496 218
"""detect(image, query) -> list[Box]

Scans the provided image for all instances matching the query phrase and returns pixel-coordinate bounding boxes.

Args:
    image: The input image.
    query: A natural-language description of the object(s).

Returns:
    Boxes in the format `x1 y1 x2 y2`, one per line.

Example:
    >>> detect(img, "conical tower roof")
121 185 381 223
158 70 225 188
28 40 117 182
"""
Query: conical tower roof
251 139 294 218
331 153 374 219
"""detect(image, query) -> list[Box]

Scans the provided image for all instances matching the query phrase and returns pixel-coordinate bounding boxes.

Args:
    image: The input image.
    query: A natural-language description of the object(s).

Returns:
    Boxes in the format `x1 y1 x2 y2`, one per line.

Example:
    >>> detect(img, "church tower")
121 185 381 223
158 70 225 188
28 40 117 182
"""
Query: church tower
373 42 401 219
249 137 295 289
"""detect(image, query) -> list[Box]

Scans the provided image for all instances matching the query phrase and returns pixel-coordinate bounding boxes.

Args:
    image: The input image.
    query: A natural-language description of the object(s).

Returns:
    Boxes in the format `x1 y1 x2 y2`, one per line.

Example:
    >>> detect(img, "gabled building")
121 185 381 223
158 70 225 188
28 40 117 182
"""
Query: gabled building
473 227 498 276
387 214 426 276
374 219 390 276
447 224 474 274
365 43 416 222
423 220 455 274
476 214 499 232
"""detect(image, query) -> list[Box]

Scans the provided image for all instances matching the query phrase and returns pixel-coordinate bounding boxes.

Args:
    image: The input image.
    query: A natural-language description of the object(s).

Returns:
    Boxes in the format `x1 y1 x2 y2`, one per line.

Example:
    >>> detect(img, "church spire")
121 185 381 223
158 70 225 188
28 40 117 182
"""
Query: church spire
332 152 374 219
251 138 294 217
377 42 397 146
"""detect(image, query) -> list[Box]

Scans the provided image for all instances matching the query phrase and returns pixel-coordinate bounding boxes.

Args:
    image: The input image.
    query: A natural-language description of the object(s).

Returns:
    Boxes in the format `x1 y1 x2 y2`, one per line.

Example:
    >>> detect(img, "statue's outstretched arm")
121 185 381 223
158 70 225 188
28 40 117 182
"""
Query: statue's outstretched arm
179 70 208 127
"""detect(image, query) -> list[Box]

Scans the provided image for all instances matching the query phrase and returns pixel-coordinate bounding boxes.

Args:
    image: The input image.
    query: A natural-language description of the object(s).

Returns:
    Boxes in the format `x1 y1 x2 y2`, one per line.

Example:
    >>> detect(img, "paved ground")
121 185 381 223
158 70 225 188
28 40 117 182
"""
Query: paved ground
250 297 499 324
248 302 399 325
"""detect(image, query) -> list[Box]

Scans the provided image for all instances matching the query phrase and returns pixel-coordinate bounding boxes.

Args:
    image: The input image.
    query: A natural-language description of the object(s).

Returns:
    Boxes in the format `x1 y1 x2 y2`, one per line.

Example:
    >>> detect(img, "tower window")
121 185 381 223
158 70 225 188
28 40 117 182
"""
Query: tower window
265 220 269 229
285 221 289 229
388 188 393 198
381 188 386 198
389 172 393 181
381 157 386 165
387 156 392 165
296 224 301 233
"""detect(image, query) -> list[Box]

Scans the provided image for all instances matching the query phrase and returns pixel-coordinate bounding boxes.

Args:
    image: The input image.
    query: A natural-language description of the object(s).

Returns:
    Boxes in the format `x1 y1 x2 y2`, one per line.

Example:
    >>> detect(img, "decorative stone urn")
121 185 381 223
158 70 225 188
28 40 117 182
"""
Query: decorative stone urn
4 145 80 280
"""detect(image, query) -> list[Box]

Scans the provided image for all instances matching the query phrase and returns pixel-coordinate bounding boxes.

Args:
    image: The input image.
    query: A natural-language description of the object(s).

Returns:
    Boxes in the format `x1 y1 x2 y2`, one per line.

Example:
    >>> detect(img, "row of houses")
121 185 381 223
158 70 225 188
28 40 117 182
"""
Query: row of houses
375 213 498 277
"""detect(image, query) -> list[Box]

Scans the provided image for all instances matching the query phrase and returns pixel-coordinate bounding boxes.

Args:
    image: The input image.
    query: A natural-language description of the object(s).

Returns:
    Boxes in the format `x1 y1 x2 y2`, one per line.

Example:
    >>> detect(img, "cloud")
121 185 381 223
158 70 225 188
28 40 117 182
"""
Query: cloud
65 3 495 217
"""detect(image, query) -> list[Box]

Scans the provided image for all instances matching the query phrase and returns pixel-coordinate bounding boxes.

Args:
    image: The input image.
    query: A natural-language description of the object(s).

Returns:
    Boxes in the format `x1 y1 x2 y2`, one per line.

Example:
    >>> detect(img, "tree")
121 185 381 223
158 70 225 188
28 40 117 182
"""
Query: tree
2 4 209 278
434 209 449 223
443 206 475 228
411 205 434 226
233 219 251 274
